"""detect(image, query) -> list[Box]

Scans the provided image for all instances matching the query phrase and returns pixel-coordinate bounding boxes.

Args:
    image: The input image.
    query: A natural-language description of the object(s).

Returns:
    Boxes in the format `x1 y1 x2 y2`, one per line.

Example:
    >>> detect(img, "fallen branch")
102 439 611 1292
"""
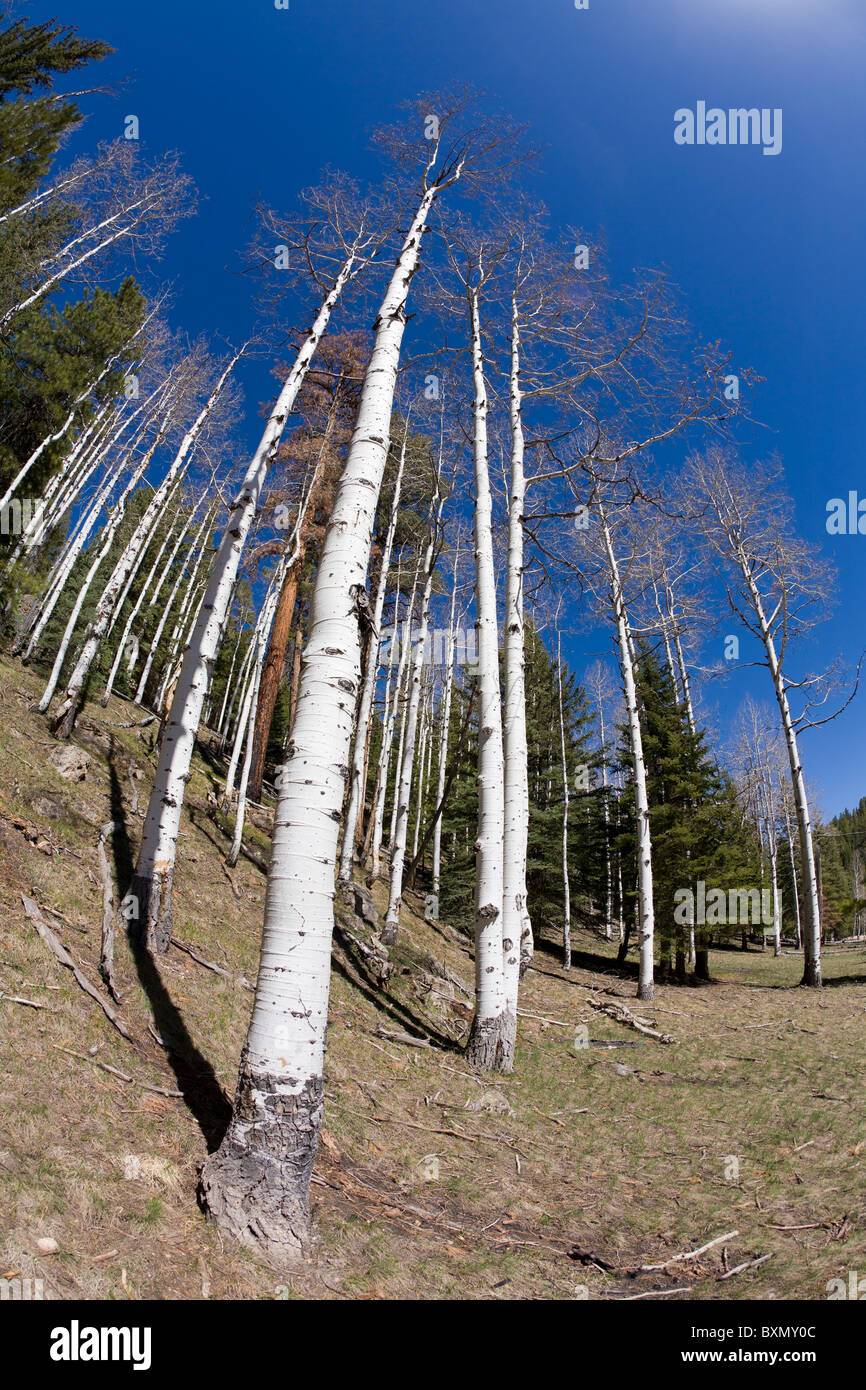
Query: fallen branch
588 998 677 1044
103 714 157 730
0 991 43 1009
609 1286 693 1300
764 1222 825 1232
718 1252 773 1280
127 764 139 815
171 937 253 991
335 923 392 986
97 821 121 1002
517 1009 571 1027
375 1025 432 1049
220 859 242 900
22 894 136 1044
638 1229 738 1272
50 1044 181 1098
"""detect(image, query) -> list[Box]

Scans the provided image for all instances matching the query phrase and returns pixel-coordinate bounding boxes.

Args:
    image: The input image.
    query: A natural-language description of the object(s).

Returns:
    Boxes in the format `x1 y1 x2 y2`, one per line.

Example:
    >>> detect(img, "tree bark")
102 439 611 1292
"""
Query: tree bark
464 288 507 1070
201 173 449 1263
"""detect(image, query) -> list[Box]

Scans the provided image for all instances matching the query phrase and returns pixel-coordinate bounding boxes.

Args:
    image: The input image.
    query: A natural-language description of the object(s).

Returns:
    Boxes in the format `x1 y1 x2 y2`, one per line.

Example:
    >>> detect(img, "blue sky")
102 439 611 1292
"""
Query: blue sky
42 0 866 816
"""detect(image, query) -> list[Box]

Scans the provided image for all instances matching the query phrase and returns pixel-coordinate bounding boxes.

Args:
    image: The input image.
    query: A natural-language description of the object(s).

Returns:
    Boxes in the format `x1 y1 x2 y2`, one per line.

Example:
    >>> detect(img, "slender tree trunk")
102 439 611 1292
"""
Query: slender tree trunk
228 634 264 868
55 351 243 739
430 539 460 916
101 512 182 704
134 504 211 705
338 421 409 883
736 557 822 986
412 683 431 863
247 568 299 803
368 580 410 879
556 630 571 969
38 420 169 718
131 250 361 952
783 790 802 949
599 504 655 1001
382 488 441 945
502 297 532 1053
465 288 507 1070
214 617 244 739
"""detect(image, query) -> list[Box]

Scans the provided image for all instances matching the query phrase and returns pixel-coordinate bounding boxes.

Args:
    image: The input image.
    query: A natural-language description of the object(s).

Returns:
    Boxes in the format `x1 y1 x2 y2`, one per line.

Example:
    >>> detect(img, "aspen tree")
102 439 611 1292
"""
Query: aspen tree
200 97 512 1258
338 416 410 883
53 348 244 737
686 451 852 988
131 199 379 951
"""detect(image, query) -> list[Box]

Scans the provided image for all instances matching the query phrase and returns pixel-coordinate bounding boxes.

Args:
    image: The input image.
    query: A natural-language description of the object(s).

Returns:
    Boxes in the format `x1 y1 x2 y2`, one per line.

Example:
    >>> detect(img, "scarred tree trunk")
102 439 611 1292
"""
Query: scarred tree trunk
200 172 451 1264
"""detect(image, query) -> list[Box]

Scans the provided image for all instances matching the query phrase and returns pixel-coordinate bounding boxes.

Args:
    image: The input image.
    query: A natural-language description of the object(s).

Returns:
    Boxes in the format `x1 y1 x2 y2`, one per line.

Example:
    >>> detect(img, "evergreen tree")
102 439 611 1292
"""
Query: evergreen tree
618 643 760 980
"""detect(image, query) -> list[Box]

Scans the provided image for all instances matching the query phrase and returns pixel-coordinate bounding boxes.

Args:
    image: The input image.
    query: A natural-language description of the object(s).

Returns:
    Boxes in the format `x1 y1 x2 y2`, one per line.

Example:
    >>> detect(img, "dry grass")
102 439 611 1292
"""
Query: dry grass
1 655 863 1301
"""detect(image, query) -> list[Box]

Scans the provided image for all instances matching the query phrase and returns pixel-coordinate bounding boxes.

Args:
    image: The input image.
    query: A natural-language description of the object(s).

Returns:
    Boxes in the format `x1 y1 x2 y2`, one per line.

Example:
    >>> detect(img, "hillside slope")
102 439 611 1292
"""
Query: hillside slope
1 656 864 1301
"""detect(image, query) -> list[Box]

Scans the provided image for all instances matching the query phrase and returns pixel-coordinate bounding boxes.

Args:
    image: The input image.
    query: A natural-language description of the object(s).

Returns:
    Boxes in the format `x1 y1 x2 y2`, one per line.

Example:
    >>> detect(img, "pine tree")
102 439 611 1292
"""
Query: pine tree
620 643 760 981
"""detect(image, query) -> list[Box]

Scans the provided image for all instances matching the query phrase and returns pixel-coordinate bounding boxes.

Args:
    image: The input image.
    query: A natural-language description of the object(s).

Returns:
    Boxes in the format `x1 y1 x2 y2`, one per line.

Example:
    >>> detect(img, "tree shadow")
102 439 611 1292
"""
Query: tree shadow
532 930 640 982
330 946 463 1054
107 744 232 1152
187 807 269 875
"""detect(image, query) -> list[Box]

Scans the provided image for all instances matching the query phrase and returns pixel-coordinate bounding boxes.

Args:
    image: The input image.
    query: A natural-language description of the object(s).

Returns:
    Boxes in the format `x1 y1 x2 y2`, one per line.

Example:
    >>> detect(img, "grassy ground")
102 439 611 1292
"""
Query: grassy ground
1 655 864 1301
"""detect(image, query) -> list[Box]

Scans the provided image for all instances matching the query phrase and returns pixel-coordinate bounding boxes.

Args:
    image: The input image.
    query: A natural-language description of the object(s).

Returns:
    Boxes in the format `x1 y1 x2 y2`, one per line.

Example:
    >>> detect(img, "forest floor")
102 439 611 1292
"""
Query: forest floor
1 654 864 1302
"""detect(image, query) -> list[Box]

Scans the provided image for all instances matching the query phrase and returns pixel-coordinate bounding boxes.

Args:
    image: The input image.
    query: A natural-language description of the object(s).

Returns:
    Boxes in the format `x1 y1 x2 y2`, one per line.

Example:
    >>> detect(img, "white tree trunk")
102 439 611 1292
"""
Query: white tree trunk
37 420 169 716
200 174 449 1263
369 577 413 880
338 421 408 883
101 512 182 703
412 681 431 862
782 790 802 949
430 539 460 915
214 616 243 737
227 634 264 868
599 504 655 1001
465 288 507 1070
501 298 532 1058
130 254 362 951
20 398 157 659
55 352 243 736
0 194 163 332
133 506 203 703
556 630 571 969
737 556 822 986
383 487 441 944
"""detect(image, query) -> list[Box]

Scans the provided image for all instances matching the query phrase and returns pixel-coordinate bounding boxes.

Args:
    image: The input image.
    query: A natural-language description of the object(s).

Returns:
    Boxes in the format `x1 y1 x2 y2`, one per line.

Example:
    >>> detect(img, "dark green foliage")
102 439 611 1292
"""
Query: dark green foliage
618 642 761 977
0 10 111 211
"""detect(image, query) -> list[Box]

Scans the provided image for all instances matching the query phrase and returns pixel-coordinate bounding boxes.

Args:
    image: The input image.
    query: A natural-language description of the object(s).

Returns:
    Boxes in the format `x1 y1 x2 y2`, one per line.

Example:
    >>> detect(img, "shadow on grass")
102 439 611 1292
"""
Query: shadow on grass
330 945 464 1055
107 743 232 1152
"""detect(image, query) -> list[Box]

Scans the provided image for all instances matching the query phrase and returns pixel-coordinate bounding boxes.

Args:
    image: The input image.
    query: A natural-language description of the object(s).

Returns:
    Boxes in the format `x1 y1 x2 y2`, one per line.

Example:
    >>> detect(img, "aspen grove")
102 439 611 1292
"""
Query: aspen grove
1 10 863 1291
